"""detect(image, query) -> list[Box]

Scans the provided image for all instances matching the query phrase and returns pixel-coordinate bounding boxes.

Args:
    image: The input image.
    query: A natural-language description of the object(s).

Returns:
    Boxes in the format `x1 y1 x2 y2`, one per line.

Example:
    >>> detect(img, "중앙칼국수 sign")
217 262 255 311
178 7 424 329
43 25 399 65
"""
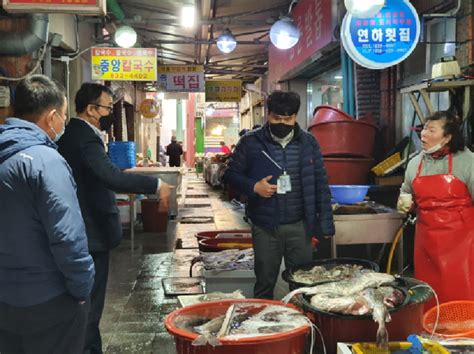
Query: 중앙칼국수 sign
341 0 420 69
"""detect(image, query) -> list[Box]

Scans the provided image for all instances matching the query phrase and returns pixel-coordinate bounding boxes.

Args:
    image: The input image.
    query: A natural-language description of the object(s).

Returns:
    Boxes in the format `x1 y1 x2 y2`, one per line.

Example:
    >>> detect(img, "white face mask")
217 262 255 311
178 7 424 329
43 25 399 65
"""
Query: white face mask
423 143 443 155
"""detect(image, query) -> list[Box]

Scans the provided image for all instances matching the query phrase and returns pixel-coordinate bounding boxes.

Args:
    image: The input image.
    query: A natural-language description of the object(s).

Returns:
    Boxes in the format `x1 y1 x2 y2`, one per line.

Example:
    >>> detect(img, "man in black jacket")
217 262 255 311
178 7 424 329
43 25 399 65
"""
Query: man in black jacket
58 83 171 354
166 135 183 167
224 91 334 299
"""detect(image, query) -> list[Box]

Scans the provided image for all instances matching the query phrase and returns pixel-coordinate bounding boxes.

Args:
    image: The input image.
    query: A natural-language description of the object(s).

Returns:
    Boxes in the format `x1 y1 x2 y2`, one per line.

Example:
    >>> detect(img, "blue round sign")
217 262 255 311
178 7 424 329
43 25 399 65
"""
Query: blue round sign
341 0 420 69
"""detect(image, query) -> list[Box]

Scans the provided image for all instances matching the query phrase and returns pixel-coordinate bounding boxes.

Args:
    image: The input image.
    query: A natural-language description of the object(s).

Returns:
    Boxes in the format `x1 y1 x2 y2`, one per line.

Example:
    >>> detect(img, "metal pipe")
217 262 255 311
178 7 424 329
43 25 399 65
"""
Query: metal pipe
205 68 264 77
149 39 269 45
0 13 49 56
206 64 268 68
106 0 125 20
423 0 461 18
43 45 52 77
82 17 275 27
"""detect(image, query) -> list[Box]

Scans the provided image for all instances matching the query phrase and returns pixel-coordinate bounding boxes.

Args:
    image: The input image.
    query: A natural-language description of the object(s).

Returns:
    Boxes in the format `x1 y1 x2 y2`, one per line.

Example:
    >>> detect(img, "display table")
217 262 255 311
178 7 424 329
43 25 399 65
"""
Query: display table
124 167 182 250
331 204 405 273
125 167 182 216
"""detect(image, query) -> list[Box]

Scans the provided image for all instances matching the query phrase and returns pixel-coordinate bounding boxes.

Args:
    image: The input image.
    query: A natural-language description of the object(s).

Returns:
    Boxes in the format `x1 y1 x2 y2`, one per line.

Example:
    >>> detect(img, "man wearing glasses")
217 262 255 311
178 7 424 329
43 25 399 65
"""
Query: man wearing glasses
224 91 334 299
58 83 171 354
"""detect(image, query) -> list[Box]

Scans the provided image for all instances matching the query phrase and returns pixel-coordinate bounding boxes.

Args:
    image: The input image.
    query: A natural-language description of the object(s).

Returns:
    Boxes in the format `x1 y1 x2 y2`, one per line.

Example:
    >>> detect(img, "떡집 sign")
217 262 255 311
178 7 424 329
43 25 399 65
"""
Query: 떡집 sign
205 80 242 102
341 0 420 69
91 48 157 81
157 65 205 92
3 0 105 15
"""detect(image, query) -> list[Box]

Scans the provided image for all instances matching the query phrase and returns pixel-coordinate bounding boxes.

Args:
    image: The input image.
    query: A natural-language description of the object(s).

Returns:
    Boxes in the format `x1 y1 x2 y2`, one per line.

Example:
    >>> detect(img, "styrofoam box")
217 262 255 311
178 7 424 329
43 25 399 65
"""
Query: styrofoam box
204 269 255 298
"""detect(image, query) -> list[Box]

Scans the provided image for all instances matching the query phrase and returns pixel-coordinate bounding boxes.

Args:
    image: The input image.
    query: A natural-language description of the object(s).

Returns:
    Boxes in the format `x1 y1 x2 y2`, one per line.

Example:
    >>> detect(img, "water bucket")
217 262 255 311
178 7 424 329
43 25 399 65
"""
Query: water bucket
165 299 310 354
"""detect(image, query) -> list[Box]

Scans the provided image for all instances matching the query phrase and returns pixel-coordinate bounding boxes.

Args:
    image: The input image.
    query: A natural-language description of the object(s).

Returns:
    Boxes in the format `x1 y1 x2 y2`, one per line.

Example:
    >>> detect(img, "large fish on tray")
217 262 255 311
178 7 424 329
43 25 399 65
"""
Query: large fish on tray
282 271 395 303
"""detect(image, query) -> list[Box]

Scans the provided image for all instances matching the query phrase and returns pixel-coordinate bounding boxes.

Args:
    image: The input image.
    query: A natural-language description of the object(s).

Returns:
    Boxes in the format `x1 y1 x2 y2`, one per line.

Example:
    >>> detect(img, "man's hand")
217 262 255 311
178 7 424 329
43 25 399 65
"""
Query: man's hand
254 175 277 198
159 182 175 209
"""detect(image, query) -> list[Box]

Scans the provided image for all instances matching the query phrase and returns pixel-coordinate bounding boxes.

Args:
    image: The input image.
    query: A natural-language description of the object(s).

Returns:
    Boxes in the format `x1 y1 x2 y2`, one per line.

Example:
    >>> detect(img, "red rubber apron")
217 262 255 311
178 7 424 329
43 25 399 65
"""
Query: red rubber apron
412 153 474 306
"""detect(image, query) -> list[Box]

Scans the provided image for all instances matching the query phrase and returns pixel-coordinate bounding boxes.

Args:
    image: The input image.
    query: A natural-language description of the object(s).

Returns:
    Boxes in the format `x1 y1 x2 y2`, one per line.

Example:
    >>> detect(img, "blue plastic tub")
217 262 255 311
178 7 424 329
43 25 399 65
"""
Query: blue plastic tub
108 141 136 169
329 185 369 204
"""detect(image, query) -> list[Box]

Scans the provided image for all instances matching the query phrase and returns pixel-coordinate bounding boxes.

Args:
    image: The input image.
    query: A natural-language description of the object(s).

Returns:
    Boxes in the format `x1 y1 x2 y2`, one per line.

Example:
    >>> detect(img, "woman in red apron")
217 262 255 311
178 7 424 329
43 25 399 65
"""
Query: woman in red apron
398 111 474 306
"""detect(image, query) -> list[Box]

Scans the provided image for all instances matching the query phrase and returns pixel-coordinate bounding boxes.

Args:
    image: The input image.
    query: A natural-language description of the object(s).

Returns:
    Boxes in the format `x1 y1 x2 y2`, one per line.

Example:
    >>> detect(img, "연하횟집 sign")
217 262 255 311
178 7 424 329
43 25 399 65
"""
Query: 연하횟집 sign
341 0 420 69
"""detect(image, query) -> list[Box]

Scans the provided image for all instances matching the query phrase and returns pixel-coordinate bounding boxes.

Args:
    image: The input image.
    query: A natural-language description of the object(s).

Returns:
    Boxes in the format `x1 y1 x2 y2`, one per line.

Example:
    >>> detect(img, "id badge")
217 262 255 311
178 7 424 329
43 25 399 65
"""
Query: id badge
277 177 286 194
281 172 292 192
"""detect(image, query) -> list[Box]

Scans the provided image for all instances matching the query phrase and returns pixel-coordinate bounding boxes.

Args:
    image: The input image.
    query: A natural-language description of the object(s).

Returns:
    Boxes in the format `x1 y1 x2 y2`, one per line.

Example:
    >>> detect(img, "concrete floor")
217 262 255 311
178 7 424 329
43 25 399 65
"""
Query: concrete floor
100 173 249 353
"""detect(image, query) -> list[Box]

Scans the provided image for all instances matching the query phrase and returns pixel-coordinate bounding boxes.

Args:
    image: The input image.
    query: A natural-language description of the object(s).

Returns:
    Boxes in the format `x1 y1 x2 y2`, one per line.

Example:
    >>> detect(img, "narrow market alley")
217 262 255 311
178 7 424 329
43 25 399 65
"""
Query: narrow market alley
99 172 249 353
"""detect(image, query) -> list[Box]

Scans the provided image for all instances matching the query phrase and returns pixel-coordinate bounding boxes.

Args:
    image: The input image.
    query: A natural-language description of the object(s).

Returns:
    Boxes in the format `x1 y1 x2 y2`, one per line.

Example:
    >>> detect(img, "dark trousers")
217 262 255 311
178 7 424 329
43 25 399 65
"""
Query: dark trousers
0 293 89 354
169 160 181 167
84 251 110 354
252 220 312 299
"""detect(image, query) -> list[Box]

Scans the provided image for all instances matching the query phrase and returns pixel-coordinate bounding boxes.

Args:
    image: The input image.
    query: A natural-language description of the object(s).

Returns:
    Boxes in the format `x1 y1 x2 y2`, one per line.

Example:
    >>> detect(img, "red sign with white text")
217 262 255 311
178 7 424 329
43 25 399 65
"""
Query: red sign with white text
3 0 105 15
269 0 334 83
9 0 97 4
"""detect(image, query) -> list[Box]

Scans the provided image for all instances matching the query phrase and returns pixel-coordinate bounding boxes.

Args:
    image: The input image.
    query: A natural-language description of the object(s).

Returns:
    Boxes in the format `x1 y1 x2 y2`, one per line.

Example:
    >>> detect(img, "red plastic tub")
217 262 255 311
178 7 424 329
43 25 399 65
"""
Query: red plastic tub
198 238 253 252
195 229 251 242
165 299 310 354
304 302 425 354
309 106 377 158
323 157 374 185
311 105 353 124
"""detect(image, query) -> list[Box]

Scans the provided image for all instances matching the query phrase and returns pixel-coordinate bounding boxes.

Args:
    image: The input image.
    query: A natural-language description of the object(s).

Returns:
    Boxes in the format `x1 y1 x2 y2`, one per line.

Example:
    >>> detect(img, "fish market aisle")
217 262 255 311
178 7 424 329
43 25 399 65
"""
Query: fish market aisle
100 173 249 353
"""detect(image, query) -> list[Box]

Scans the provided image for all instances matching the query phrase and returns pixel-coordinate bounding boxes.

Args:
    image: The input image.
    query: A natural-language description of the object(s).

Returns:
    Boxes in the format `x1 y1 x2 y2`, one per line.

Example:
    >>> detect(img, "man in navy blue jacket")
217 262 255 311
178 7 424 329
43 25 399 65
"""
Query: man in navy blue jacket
0 75 95 353
224 91 334 299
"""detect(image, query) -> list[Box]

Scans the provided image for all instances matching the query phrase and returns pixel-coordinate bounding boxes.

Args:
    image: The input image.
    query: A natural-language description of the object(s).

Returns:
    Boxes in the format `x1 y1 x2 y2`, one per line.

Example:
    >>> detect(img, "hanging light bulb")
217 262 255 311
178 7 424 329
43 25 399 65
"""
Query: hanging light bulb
114 26 137 48
269 16 300 50
216 29 237 54
344 0 385 18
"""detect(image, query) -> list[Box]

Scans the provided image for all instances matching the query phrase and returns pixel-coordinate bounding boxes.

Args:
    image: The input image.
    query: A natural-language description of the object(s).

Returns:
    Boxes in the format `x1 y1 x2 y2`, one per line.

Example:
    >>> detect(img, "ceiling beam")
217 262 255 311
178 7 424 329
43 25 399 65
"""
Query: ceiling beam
148 39 269 45
205 68 264 77
136 27 194 40
206 64 268 69
82 17 275 27
157 55 194 64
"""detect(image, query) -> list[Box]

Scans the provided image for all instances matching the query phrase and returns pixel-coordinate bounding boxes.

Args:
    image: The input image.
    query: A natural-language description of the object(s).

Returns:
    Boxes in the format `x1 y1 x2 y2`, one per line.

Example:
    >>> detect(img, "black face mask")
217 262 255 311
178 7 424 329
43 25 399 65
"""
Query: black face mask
99 114 114 131
270 123 294 139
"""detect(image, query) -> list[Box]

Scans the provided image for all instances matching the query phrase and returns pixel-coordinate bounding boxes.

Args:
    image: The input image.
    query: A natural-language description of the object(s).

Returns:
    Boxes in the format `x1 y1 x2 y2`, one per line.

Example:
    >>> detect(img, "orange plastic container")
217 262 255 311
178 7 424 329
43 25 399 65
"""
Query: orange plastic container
323 157 374 185
309 106 377 158
195 229 251 242
423 301 474 338
165 299 310 354
198 238 253 252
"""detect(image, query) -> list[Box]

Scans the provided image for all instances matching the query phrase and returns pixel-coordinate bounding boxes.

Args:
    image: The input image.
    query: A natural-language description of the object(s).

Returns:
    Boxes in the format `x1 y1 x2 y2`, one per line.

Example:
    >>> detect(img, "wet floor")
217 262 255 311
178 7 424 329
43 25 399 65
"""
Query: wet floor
101 173 249 353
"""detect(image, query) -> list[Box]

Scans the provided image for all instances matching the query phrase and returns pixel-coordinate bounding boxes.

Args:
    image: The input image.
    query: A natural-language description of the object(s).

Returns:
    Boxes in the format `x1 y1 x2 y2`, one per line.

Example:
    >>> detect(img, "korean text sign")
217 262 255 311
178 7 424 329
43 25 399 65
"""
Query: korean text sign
91 48 157 81
205 80 242 102
341 0 420 69
3 0 105 15
157 65 205 92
